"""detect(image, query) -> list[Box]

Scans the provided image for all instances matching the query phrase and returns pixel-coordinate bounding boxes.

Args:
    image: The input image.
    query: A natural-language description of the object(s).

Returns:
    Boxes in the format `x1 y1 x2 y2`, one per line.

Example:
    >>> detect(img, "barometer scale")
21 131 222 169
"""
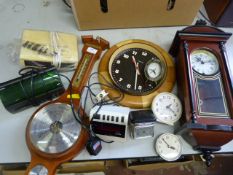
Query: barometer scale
25 36 109 175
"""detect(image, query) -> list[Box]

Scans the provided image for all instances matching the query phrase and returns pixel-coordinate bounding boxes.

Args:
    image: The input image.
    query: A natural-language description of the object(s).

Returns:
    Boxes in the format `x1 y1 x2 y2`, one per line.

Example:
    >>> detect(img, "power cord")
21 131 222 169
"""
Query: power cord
59 71 124 145
62 0 71 8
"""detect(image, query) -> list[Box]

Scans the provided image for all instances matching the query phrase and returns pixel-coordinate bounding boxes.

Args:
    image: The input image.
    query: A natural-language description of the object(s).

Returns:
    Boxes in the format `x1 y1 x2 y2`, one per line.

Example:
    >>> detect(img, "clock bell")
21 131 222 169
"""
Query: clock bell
169 25 233 166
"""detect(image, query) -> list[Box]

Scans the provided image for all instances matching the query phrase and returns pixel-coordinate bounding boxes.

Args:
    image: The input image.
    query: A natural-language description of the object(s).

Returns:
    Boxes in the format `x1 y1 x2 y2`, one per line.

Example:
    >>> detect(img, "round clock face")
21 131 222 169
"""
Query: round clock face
144 59 165 82
109 48 165 95
155 133 182 161
151 92 182 125
99 39 175 108
190 49 219 75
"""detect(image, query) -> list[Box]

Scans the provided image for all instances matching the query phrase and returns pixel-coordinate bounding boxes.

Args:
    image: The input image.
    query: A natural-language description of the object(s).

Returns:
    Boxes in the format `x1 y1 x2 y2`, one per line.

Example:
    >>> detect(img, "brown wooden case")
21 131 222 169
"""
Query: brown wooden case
169 26 233 166
25 36 109 175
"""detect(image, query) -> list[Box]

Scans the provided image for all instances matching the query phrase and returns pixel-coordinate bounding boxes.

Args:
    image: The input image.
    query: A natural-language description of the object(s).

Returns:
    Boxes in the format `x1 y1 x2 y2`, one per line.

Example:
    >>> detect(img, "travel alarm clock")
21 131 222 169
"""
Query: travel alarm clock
129 110 156 139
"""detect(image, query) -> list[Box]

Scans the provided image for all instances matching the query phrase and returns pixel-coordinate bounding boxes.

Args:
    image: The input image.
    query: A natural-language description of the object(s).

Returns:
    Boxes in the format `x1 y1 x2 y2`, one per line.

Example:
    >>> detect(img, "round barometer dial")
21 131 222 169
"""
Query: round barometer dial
190 49 219 75
29 103 81 154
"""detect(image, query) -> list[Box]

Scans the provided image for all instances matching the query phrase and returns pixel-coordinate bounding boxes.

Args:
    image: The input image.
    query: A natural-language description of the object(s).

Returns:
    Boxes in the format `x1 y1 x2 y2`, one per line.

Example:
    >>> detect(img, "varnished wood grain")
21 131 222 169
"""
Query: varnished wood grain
98 39 175 109
25 36 109 175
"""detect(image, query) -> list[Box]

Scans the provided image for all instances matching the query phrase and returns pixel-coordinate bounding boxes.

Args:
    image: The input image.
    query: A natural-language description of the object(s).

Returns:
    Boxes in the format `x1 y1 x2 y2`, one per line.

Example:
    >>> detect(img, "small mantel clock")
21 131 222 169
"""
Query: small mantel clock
169 25 233 166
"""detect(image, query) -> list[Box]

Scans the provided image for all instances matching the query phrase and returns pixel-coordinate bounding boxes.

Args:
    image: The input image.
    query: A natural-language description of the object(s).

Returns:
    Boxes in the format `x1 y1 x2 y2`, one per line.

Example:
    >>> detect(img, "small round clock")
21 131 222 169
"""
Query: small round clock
155 133 182 161
98 39 175 108
190 49 219 75
144 59 165 82
151 92 182 125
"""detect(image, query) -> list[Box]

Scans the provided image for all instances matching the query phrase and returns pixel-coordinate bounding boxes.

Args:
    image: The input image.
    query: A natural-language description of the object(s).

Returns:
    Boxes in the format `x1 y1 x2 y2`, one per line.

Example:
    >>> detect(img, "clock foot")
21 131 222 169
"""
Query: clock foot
195 146 220 167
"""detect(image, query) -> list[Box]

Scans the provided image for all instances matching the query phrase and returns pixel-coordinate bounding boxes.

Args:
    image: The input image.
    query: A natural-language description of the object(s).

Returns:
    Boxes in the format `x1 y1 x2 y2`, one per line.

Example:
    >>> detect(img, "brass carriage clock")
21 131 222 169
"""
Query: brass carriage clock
169 26 233 166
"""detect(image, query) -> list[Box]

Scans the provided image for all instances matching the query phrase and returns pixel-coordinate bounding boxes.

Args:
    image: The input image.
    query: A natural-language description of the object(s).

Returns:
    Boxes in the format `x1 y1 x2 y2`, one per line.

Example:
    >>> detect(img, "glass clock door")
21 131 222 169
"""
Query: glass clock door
190 49 230 118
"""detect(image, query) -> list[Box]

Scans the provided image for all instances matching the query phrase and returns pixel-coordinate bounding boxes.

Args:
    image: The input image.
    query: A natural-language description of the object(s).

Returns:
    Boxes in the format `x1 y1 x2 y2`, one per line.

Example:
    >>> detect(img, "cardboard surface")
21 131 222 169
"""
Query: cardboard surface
71 0 203 30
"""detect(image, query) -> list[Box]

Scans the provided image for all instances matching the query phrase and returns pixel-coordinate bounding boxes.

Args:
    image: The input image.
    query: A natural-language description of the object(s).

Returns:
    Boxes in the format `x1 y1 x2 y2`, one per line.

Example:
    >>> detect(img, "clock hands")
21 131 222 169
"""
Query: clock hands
162 138 176 150
132 56 141 90
132 56 141 75
149 68 157 76
134 62 139 90
165 103 176 116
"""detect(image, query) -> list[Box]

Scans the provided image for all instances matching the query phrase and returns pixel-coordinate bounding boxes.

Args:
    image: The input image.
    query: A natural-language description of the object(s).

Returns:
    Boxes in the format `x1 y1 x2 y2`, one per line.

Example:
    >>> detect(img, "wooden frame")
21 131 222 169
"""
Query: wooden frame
98 39 175 108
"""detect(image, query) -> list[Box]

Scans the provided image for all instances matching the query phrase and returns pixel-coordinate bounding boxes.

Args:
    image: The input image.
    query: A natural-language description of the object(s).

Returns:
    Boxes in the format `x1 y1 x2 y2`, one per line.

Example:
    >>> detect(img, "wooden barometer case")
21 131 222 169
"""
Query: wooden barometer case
25 36 109 175
169 25 233 166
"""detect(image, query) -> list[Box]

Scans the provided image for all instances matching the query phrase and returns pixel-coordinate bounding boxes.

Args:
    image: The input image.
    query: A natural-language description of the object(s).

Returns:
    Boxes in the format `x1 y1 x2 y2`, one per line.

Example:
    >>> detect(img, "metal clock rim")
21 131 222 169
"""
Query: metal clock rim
144 58 166 82
155 133 182 162
151 92 182 125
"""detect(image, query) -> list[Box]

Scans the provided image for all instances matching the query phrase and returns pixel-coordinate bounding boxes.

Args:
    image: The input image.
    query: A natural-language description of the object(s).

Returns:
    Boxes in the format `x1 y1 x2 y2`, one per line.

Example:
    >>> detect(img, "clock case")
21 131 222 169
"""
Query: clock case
129 110 156 139
169 26 233 166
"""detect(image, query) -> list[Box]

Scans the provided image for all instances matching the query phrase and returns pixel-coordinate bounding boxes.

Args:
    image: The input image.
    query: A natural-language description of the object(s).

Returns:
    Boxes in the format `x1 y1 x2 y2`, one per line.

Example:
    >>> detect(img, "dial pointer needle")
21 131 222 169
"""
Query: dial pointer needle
162 138 175 150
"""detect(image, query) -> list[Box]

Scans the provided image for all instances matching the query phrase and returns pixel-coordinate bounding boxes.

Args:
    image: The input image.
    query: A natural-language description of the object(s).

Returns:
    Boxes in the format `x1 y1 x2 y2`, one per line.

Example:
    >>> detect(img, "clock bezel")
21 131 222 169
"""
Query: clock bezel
190 48 220 76
144 58 166 82
151 92 182 125
98 39 175 108
155 133 182 161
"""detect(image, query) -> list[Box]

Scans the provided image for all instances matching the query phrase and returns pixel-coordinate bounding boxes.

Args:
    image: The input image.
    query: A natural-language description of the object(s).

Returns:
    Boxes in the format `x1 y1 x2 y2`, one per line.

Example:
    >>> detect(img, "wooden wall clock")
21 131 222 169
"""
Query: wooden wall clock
169 25 233 166
98 39 175 108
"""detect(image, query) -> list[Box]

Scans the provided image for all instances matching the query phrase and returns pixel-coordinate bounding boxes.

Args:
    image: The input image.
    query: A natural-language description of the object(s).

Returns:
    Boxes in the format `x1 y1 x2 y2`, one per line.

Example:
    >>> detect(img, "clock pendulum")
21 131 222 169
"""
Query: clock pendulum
169 25 233 166
98 39 175 108
25 36 109 175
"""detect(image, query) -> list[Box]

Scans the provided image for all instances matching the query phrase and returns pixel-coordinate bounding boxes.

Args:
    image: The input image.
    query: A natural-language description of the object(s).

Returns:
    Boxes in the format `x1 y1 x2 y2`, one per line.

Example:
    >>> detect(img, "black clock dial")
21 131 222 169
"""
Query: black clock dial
110 48 163 95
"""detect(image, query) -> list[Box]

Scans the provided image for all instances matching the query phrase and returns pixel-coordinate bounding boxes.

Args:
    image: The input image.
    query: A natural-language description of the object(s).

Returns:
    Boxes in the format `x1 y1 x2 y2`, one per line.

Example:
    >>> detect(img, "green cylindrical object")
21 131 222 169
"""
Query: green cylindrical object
0 67 65 113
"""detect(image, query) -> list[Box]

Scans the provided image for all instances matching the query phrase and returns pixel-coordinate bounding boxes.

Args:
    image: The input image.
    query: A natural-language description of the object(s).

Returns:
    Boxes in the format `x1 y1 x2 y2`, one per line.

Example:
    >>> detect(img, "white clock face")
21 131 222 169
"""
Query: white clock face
146 62 161 79
151 92 182 125
155 133 182 161
190 49 219 75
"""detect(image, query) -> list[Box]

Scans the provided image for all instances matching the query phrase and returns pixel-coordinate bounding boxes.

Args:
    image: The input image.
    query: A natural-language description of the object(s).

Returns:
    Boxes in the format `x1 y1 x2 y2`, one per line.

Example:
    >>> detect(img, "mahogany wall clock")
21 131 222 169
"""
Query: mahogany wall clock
169 25 233 166
98 39 175 108
25 36 109 175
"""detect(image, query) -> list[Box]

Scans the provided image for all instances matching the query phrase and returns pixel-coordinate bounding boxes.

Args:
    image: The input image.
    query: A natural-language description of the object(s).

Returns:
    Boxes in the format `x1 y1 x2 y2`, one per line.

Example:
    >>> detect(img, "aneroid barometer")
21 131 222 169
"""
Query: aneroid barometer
169 25 233 166
25 36 109 175
98 39 175 108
